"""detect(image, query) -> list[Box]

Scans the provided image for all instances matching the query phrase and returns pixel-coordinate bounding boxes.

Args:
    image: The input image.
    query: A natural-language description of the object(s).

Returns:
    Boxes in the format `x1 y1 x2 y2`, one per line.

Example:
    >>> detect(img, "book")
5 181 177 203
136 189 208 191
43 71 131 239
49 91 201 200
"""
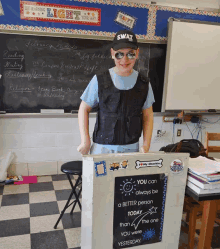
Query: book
188 156 220 175
188 173 220 190
200 172 220 181
189 170 220 183
187 180 220 195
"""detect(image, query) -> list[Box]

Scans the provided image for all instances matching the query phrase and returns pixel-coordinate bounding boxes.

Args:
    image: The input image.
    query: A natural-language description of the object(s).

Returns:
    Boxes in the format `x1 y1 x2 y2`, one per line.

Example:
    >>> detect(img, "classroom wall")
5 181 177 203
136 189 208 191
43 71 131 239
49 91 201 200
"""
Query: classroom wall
0 116 95 175
1 114 220 176
0 0 220 176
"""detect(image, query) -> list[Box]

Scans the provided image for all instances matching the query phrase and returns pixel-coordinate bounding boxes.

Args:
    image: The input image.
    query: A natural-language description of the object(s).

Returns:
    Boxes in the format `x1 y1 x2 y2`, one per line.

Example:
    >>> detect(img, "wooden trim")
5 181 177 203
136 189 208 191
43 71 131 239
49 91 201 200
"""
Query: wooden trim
206 132 209 155
208 146 220 152
207 133 220 141
206 132 220 155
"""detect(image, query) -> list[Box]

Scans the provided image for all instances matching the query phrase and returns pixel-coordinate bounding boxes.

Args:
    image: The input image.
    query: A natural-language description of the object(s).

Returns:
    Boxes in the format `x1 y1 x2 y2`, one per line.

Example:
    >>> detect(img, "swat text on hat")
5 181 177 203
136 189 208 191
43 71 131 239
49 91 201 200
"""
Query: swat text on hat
117 34 134 42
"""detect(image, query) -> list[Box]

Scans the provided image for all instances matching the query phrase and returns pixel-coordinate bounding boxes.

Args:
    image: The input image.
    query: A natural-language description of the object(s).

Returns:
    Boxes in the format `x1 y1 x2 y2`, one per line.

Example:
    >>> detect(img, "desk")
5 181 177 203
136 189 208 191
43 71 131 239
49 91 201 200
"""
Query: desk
185 187 220 249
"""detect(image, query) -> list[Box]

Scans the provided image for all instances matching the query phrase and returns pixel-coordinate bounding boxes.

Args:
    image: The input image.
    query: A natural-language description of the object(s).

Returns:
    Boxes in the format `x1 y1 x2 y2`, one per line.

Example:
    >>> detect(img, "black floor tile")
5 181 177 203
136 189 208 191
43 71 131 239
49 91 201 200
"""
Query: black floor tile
0 218 30 237
55 189 72 201
29 182 54 192
30 201 60 217
55 189 82 201
1 193 29 206
31 230 68 249
61 212 81 229
52 174 73 181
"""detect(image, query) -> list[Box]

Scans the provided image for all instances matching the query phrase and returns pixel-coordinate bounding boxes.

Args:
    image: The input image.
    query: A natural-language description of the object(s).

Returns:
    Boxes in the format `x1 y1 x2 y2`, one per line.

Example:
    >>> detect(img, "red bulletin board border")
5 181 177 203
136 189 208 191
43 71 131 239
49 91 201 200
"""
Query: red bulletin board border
20 1 101 26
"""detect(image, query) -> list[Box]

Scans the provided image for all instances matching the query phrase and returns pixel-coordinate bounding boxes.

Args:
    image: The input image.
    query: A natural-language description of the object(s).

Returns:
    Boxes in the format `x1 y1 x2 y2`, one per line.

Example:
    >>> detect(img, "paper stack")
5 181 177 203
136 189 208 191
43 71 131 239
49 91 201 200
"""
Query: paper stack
187 156 220 195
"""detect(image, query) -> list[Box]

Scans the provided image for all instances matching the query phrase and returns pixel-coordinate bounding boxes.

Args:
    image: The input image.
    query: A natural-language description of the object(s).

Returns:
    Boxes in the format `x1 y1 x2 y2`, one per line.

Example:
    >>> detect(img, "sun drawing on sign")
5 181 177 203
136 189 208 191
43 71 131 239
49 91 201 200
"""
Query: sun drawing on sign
120 178 136 196
142 228 156 240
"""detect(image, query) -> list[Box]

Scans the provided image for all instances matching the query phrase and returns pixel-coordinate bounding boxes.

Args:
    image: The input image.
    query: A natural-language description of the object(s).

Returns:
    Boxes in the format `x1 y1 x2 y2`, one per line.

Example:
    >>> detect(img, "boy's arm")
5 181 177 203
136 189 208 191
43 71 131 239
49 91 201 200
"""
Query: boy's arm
141 105 154 153
77 101 92 155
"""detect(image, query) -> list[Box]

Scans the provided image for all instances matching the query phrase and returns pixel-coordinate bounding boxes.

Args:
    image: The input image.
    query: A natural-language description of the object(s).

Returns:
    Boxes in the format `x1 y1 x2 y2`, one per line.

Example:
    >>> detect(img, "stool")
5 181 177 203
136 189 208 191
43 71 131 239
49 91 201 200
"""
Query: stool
54 161 82 229
181 196 203 249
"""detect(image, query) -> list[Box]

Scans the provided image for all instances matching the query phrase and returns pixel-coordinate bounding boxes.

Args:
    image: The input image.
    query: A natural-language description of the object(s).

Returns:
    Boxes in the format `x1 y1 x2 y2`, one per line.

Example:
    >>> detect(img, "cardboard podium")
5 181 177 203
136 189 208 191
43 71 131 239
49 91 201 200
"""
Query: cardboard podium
81 152 189 249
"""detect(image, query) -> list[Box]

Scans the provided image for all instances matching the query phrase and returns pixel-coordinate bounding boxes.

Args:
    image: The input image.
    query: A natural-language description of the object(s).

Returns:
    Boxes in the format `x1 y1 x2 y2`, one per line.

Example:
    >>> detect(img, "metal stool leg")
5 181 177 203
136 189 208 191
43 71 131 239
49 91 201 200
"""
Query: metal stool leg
54 174 81 229
70 182 82 214
67 174 82 211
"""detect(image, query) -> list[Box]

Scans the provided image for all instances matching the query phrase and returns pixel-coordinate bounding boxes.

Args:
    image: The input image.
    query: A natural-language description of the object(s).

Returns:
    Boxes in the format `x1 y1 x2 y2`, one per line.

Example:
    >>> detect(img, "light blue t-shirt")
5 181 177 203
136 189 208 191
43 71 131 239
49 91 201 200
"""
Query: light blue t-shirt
80 68 155 154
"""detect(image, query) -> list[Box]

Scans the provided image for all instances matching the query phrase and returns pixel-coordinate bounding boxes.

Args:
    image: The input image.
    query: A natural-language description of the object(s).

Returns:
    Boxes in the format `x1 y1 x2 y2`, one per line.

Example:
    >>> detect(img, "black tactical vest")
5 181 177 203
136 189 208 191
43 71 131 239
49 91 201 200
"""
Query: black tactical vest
93 70 149 145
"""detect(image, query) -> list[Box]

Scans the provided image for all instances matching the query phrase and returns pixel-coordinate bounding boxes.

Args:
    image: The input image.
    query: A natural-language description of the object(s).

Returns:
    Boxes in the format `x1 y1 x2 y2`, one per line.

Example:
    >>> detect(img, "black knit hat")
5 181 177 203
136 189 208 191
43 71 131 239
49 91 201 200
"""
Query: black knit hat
112 30 138 50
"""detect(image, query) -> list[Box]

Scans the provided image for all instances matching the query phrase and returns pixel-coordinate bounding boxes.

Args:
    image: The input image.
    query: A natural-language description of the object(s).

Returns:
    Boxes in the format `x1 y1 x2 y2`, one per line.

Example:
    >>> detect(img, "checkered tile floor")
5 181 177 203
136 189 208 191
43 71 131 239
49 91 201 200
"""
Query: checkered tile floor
1 174 220 249
0 174 81 249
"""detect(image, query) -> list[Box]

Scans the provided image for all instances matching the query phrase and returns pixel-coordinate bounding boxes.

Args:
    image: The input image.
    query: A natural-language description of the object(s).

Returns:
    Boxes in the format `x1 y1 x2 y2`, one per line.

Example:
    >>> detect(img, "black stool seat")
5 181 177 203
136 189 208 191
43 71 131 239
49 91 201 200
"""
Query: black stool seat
61 161 82 175
54 160 83 229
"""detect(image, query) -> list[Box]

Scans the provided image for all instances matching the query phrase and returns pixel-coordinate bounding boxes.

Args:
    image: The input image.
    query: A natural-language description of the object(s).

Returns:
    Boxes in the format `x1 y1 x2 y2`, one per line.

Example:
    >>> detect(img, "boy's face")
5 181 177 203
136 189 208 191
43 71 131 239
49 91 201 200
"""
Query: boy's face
111 47 139 75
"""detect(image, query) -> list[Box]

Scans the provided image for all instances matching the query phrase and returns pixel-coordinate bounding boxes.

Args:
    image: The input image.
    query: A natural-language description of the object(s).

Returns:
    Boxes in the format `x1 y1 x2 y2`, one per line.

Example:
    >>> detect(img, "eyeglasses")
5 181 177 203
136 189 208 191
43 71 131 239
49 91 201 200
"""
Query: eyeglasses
115 51 136 60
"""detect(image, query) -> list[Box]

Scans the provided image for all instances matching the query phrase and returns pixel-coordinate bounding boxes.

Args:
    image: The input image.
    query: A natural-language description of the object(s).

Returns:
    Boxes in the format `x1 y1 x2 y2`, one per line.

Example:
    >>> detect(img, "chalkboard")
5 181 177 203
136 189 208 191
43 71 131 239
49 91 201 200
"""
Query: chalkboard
0 31 166 113
113 173 167 248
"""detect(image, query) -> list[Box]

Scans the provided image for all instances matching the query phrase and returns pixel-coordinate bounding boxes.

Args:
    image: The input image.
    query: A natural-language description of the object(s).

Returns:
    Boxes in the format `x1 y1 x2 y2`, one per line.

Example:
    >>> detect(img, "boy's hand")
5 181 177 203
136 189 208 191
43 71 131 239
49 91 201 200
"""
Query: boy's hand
77 141 91 155
140 146 149 153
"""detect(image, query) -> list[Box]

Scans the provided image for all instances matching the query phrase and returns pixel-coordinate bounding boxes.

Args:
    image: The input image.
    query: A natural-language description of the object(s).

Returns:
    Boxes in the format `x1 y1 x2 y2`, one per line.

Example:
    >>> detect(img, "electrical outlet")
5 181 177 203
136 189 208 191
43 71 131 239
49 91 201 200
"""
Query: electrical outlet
177 129 181 137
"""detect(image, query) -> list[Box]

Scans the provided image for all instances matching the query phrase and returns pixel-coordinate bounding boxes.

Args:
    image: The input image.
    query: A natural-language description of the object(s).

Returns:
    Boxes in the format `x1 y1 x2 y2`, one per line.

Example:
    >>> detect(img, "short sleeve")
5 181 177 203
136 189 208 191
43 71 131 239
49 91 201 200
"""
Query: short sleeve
80 75 99 108
142 82 155 110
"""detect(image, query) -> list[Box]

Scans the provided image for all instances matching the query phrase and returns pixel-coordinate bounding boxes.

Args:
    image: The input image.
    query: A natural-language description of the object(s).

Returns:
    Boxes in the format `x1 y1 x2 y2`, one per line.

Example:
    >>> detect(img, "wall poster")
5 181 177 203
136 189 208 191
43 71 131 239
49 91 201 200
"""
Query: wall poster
113 173 167 248
20 1 101 26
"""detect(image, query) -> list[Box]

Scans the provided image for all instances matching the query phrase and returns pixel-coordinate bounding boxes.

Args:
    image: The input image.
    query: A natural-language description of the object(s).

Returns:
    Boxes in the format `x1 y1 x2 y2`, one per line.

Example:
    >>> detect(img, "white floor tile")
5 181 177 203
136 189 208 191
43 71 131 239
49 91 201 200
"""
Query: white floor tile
3 184 29 195
37 176 52 183
0 204 30 221
53 180 72 190
0 234 31 249
29 190 57 204
64 227 81 248
30 214 63 234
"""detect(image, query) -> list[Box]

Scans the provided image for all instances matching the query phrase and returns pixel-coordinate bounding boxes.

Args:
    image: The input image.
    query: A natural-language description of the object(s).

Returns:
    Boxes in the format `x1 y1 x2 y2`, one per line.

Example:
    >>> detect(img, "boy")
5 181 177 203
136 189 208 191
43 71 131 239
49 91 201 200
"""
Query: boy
77 30 154 155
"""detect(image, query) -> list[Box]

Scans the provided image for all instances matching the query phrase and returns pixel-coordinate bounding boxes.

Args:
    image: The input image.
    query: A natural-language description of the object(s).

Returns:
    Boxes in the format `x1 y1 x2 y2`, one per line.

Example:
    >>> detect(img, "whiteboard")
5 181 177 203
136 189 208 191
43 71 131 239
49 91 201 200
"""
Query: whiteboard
162 19 220 112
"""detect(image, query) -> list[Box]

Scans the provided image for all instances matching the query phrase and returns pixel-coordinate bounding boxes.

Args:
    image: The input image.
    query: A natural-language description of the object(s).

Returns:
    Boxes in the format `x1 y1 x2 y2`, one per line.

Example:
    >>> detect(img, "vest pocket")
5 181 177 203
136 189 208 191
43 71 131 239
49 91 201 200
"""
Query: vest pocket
97 116 118 143
127 115 142 139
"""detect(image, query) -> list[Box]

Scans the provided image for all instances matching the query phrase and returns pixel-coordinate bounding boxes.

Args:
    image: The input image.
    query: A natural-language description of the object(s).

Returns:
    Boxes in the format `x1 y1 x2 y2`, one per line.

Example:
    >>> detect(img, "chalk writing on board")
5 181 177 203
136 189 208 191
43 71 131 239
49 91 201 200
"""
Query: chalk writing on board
9 85 32 93
3 51 25 72
113 174 167 248
3 50 25 61
5 71 52 80
4 61 23 71
25 40 78 51
8 83 83 98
